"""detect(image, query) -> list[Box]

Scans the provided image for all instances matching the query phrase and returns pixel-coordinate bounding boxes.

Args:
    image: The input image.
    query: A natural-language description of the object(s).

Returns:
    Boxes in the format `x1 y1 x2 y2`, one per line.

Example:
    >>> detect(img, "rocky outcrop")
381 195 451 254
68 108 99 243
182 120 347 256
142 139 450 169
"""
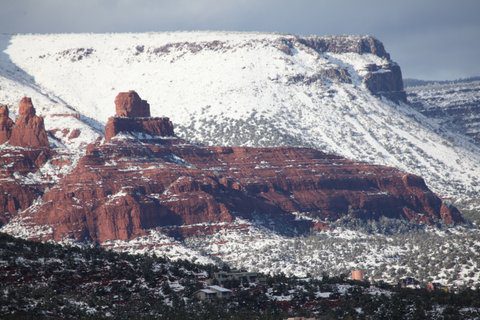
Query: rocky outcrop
15 92 462 243
115 90 151 117
297 36 407 103
105 91 174 141
299 35 391 59
0 98 53 226
364 63 407 102
9 97 50 148
0 105 14 144
0 183 43 226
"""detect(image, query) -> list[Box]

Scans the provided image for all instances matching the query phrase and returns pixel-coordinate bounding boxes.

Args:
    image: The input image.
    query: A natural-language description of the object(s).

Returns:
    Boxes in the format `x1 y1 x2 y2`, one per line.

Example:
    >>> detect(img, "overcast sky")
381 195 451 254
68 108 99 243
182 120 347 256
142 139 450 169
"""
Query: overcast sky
1 0 479 80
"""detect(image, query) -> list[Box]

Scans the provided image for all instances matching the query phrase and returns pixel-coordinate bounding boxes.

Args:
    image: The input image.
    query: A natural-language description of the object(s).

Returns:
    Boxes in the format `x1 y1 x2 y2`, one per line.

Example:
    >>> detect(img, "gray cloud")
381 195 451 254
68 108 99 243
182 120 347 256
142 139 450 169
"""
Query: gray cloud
1 0 479 80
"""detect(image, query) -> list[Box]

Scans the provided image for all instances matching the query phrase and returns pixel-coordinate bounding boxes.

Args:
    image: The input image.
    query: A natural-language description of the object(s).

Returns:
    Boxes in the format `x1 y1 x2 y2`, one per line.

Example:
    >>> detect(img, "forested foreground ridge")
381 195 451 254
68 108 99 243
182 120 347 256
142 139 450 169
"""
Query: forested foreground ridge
1 233 479 320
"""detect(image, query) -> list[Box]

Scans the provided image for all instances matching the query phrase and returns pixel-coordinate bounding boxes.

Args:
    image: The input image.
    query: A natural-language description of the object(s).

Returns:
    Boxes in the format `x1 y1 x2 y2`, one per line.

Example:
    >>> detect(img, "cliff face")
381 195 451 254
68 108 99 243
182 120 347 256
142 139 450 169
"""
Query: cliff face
0 147 51 226
13 92 461 243
0 98 51 226
9 32 478 214
364 63 406 102
298 35 406 102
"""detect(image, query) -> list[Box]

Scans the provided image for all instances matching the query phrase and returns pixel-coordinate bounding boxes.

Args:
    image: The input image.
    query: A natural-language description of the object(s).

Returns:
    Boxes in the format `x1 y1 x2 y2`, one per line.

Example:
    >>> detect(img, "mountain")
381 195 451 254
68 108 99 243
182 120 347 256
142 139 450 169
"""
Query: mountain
1 32 480 287
0 32 479 214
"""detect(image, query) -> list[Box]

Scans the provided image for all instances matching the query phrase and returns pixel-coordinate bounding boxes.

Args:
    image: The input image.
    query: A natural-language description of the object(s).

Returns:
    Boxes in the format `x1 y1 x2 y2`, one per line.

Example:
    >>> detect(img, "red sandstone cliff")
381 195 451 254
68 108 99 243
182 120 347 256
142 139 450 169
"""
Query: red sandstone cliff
0 98 51 226
12 91 462 243
0 146 51 226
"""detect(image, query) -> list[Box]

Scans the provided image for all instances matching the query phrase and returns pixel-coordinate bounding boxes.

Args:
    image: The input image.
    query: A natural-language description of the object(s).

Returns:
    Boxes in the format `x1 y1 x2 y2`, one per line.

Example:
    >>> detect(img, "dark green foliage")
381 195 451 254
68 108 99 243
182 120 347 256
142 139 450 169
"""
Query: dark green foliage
1 232 479 319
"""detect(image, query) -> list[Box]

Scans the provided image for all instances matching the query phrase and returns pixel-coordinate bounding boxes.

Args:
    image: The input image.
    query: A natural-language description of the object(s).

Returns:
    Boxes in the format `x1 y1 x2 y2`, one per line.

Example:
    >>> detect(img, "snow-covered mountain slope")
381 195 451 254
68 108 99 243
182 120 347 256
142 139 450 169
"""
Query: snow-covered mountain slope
1 32 479 212
407 79 480 147
0 36 100 156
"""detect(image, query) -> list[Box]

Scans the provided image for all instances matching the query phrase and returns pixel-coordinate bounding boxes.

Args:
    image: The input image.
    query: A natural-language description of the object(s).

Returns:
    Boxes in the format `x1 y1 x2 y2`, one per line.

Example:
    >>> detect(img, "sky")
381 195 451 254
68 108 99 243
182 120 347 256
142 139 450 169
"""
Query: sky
1 0 479 80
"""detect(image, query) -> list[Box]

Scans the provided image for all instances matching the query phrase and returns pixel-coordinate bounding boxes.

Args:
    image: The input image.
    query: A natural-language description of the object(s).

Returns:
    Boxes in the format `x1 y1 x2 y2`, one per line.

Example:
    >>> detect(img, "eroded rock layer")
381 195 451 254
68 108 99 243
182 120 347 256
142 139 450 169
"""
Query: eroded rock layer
105 117 174 141
364 63 406 102
22 134 462 242
0 148 51 225
0 97 52 225
4 91 463 241
298 35 406 102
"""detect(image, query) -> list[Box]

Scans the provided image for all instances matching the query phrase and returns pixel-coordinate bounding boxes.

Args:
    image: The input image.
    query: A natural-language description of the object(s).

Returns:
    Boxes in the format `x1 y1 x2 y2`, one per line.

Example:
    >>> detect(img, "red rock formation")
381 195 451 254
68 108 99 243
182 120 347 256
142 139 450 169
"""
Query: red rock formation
0 105 14 144
115 90 150 117
0 98 54 225
9 97 50 148
105 91 174 141
21 135 463 243
10 92 462 242
0 147 51 226
0 183 43 226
